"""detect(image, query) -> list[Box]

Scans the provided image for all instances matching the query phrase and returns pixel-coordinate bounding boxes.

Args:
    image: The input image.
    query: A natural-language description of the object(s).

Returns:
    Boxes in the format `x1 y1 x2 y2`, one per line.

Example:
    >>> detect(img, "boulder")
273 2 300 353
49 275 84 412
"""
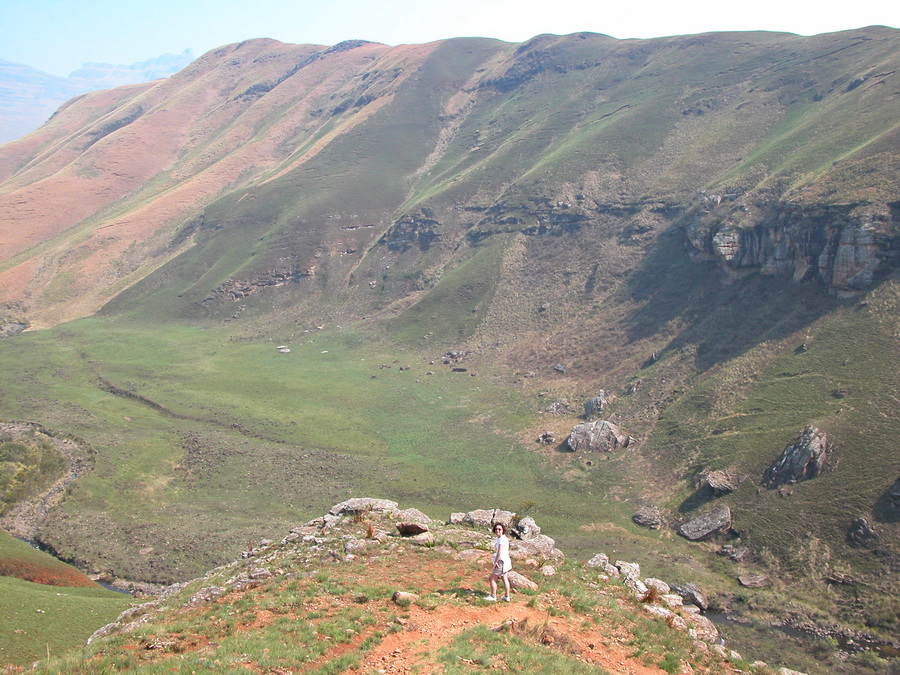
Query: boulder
623 575 648 598
507 570 538 591
458 508 515 530
678 505 732 541
329 497 398 516
409 531 435 547
583 391 613 418
512 534 563 560
701 469 737 496
669 582 709 610
567 420 628 452
511 516 541 540
396 521 429 536
738 574 769 588
686 613 719 643
847 517 879 548
455 549 486 563
392 591 419 606
644 578 670 594
632 505 663 529
586 553 610 568
761 426 829 488
615 561 640 578
395 507 432 524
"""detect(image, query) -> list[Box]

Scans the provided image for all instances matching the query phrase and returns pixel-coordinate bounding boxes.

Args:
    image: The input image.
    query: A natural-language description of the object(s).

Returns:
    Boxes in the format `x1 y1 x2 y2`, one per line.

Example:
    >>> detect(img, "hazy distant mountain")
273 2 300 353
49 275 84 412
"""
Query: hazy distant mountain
0 50 193 144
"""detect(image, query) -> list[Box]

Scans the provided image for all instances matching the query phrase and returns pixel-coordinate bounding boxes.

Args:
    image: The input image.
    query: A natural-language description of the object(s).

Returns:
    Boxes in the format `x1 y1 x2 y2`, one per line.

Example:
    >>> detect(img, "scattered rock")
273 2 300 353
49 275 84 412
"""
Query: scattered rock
717 545 749 562
536 430 556 444
539 564 556 576
552 363 566 374
632 505 663 529
186 586 225 607
544 399 574 415
344 538 368 554
761 425 829 488
678 505 732 541
624 575 649 598
566 419 629 452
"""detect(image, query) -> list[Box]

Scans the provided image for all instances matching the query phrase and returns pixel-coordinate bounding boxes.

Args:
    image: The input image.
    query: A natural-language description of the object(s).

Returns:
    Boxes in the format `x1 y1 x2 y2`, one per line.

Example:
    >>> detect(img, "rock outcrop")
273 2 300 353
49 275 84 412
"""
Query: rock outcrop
761 425 829 488
684 200 896 295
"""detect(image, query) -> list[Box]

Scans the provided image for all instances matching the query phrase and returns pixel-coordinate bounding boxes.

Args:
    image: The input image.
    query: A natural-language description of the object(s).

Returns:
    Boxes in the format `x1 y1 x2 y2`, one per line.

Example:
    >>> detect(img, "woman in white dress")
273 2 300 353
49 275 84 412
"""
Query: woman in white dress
487 522 512 602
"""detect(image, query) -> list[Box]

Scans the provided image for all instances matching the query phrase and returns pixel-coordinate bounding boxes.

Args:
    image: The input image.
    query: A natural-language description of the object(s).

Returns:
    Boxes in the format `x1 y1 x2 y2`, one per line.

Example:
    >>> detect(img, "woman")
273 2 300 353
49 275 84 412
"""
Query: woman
486 522 512 602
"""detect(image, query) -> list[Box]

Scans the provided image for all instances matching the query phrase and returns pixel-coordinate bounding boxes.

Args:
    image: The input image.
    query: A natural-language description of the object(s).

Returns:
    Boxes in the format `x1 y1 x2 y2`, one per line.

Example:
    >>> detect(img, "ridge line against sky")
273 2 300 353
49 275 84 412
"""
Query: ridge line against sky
2 0 898 77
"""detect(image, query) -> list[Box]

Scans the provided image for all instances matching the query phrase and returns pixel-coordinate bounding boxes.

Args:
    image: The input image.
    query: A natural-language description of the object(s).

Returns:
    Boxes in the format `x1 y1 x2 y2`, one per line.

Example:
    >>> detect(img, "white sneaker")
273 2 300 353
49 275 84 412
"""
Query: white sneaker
484 595 496 602
501 595 510 602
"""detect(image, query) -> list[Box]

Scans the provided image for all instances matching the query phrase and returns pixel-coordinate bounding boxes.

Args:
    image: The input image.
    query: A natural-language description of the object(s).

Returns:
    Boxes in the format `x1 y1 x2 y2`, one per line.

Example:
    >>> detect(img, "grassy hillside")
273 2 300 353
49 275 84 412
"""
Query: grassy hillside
0 27 897 673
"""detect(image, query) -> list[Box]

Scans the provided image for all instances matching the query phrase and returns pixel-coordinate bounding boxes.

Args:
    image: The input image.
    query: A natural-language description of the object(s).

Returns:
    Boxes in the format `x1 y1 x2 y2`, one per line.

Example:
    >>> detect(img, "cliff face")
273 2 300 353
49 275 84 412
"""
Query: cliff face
684 196 898 294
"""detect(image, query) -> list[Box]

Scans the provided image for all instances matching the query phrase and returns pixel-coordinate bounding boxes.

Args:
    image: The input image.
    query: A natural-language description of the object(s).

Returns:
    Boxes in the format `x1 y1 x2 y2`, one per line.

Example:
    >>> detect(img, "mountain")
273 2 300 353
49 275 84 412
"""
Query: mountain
0 50 193 145
0 29 897 673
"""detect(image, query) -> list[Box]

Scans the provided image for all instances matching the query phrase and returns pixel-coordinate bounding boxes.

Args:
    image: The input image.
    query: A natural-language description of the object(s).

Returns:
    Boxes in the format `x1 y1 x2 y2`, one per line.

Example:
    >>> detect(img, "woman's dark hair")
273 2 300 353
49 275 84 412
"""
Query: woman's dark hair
492 522 506 534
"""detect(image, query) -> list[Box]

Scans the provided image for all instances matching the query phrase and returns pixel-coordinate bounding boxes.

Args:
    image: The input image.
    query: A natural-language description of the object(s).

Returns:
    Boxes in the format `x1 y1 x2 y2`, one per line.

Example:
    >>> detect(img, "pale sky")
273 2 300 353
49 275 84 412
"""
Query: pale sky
2 0 898 77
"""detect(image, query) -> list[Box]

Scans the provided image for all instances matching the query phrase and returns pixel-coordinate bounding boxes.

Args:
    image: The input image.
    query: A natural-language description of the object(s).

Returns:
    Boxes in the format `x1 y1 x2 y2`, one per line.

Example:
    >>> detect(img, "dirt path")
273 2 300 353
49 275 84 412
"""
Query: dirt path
356 599 670 674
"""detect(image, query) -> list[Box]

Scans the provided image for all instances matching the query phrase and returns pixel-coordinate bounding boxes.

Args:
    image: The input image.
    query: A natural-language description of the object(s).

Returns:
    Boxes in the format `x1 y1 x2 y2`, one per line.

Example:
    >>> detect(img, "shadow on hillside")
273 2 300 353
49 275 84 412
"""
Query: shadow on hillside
678 485 717 514
626 226 838 372
872 480 900 524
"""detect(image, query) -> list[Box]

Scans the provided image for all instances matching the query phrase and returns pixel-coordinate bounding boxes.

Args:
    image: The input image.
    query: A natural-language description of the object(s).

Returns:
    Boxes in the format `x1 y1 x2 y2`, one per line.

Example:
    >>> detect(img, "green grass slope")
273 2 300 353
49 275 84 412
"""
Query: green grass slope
0 533 131 668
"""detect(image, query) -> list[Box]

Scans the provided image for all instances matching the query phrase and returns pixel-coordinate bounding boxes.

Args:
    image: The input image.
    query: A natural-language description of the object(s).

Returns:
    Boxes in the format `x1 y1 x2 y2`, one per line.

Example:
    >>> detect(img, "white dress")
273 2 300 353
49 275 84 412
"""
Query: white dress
493 534 512 575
